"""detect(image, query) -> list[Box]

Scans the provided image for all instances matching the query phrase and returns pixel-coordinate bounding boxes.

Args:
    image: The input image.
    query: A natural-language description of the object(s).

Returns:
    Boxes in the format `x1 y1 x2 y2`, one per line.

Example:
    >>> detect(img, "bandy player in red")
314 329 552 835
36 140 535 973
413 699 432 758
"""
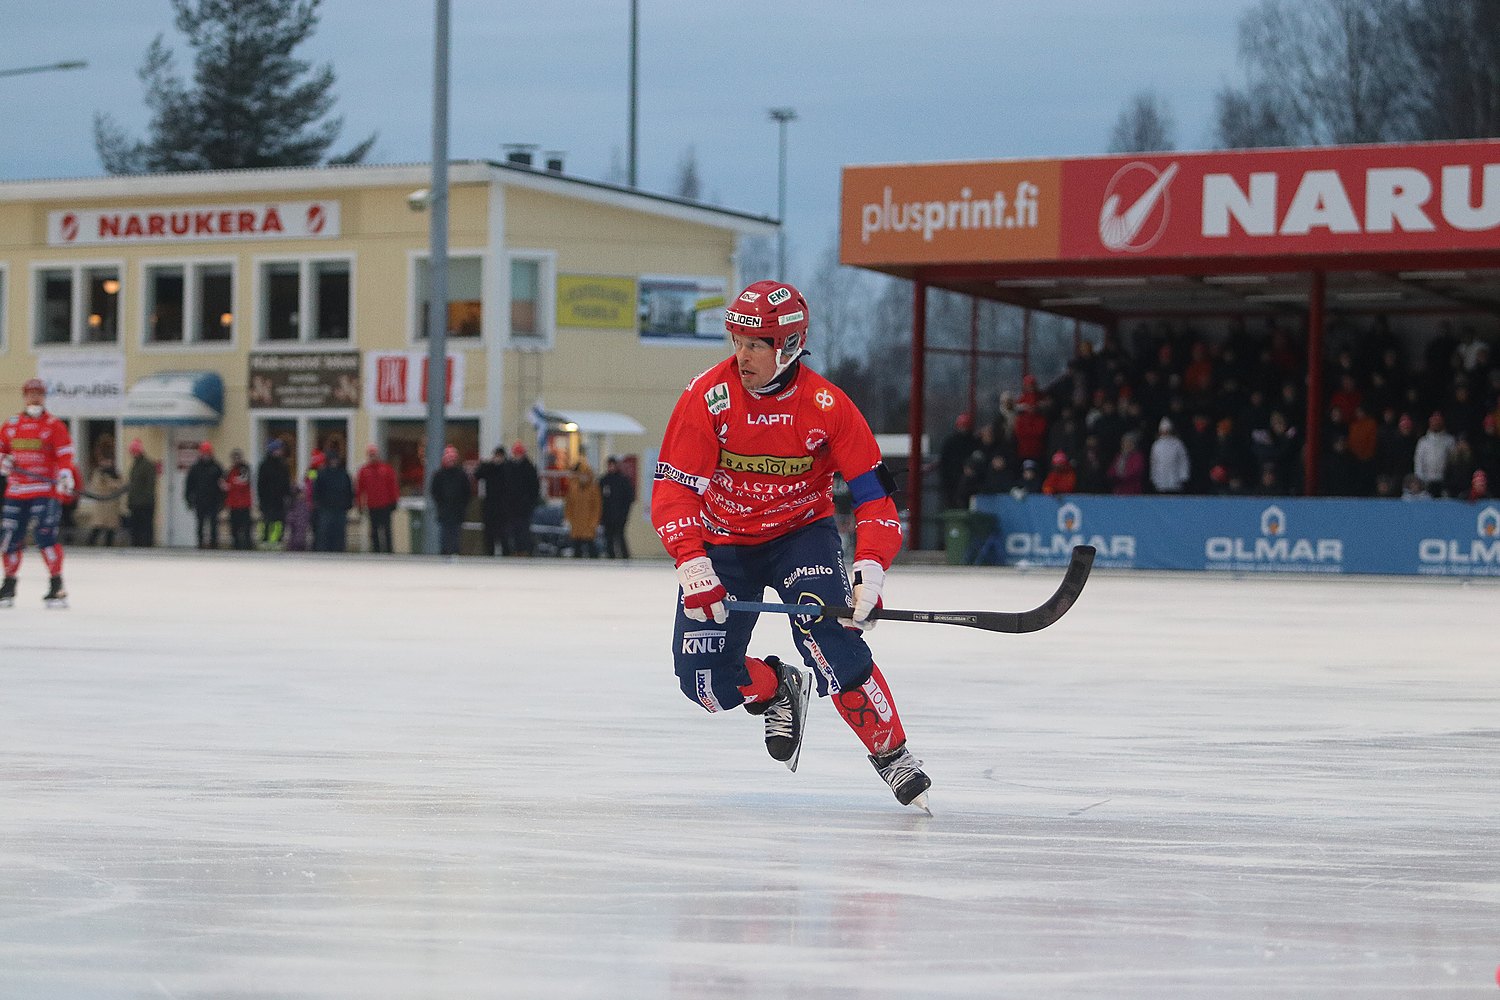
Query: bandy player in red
0 378 79 607
652 280 931 811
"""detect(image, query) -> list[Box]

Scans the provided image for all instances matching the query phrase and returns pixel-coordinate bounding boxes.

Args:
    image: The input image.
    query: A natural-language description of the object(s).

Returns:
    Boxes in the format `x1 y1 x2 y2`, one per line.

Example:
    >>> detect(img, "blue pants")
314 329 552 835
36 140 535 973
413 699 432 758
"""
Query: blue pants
2 496 62 554
672 517 874 712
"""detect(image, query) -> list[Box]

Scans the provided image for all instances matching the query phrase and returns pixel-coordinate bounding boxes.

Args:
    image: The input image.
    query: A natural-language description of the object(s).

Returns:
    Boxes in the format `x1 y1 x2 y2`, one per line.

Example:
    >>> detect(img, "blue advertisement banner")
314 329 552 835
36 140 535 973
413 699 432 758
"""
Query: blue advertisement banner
970 494 1500 577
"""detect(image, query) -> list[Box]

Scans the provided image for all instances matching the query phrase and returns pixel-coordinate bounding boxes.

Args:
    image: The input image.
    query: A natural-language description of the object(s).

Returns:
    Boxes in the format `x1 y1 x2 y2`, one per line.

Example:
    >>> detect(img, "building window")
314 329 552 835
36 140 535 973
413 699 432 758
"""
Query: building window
509 252 555 349
415 255 483 340
34 264 121 346
146 261 235 344
259 257 352 343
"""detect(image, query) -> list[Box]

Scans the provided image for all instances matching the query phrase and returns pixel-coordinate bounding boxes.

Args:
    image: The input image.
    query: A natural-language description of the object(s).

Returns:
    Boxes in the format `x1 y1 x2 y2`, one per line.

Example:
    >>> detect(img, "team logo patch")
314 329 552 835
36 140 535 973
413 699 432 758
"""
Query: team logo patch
778 310 805 326
705 382 730 415
719 451 815 476
738 290 761 302
767 286 792 306
814 388 835 412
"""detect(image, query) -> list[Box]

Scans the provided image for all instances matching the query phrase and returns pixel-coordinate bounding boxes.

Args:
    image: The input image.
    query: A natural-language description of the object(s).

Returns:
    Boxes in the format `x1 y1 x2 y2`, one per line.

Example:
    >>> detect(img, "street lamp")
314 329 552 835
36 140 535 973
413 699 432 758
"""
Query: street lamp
768 107 797 281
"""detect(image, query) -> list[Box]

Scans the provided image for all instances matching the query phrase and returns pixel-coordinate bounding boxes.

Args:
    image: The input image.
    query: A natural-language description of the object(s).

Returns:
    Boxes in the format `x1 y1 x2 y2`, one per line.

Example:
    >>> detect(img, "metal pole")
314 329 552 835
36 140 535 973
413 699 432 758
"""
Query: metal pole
908 280 928 549
1304 270 1325 497
422 0 451 554
768 108 797 281
628 0 638 188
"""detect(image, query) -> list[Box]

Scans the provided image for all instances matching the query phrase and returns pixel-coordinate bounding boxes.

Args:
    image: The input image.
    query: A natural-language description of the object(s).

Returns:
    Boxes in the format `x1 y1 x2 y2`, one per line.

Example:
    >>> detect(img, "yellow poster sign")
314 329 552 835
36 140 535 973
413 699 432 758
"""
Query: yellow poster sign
557 275 637 329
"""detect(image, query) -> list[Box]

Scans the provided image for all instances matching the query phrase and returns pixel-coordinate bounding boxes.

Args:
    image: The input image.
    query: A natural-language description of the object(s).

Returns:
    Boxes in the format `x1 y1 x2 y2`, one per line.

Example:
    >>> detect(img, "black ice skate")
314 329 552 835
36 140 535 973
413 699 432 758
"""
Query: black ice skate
745 655 813 772
869 743 932 815
43 575 67 609
0 576 15 608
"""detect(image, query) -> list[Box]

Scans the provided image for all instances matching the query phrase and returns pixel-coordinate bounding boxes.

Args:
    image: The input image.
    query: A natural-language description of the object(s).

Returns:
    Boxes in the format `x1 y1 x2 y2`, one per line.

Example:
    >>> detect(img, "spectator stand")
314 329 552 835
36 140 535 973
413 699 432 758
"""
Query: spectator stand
839 139 1500 548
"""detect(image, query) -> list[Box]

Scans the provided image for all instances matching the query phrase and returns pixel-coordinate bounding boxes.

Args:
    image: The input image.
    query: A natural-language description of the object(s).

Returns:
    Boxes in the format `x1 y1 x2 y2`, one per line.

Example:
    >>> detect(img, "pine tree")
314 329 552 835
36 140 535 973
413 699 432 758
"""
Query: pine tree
94 0 375 174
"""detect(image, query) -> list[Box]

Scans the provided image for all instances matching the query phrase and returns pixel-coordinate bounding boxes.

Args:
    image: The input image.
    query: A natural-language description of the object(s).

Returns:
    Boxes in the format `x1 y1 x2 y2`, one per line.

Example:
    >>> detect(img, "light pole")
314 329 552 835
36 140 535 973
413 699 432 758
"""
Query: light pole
628 0 638 188
422 0 451 554
0 60 86 79
768 107 797 281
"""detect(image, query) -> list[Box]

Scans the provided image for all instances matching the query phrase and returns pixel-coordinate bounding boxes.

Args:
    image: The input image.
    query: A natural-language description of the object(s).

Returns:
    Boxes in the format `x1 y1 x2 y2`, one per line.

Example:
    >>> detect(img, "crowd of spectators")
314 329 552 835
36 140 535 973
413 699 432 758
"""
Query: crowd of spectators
938 315 1500 509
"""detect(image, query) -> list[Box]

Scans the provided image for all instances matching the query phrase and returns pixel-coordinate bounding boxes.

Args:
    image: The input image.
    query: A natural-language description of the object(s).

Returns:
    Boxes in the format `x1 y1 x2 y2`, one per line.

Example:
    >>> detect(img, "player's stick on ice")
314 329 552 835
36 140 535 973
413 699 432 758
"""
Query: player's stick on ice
2 467 124 502
726 544 1096 634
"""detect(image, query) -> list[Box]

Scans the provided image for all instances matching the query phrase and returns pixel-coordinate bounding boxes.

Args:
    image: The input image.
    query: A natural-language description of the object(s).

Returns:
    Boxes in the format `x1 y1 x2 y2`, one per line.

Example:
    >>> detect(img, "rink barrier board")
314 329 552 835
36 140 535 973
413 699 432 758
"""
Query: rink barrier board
968 494 1500 577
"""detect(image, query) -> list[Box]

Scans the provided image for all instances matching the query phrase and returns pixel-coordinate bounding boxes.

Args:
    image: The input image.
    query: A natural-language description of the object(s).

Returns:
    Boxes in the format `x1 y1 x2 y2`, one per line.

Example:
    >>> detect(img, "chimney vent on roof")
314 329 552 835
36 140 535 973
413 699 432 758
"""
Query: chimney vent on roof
544 151 565 174
503 143 538 168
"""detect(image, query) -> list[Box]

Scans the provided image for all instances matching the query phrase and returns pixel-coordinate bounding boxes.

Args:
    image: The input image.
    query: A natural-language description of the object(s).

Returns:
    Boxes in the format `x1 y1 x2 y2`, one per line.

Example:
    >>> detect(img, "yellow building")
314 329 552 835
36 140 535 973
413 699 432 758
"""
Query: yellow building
0 159 776 553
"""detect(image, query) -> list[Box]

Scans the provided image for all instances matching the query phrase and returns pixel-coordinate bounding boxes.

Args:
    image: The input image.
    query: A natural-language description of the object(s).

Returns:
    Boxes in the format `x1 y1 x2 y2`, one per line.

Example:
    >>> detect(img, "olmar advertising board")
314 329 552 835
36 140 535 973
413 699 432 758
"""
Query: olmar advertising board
974 494 1500 577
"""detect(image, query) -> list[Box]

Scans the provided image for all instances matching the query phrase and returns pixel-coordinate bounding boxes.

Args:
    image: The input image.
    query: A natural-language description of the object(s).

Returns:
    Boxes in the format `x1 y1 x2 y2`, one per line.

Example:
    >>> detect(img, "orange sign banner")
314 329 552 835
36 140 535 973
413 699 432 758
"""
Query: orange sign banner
840 159 1062 267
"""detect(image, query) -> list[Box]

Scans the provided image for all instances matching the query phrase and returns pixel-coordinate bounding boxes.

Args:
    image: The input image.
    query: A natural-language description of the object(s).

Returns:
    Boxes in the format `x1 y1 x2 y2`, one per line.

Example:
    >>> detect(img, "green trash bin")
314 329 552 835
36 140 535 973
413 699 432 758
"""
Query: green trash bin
407 504 425 554
941 509 997 565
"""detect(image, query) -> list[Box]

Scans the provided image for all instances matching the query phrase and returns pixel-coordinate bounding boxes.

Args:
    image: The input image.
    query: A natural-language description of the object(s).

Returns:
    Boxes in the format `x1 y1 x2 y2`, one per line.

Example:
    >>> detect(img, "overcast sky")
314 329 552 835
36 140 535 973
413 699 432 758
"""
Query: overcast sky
3 0 1257 279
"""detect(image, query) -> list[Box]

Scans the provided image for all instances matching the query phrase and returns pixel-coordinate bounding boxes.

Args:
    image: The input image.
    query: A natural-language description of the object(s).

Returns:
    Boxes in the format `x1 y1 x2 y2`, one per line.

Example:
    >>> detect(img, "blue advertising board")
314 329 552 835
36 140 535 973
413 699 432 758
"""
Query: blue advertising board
970 494 1500 577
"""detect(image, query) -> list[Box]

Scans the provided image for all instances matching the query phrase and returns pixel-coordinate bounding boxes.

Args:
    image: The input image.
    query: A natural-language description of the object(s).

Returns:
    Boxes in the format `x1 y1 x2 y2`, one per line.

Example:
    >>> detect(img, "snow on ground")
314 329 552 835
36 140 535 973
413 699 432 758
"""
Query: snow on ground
0 550 1495 999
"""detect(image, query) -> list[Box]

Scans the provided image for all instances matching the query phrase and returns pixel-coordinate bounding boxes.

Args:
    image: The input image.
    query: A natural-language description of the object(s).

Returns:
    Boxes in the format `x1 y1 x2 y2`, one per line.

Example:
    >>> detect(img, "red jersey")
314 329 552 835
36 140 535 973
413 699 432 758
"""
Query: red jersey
1 409 78 501
652 358 902 568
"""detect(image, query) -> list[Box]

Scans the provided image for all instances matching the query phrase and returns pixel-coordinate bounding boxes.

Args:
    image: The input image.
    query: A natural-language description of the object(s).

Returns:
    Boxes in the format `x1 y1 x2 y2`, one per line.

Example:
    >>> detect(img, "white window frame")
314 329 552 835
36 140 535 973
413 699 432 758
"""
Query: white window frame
251 252 356 346
138 256 239 351
30 259 127 348
0 262 8 354
407 249 487 346
507 248 556 351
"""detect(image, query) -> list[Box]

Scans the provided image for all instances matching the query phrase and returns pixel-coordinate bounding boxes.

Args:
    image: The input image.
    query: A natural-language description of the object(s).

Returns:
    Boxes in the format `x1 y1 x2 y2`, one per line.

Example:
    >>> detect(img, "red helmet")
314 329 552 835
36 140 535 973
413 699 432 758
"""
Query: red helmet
22 377 45 395
725 280 808 358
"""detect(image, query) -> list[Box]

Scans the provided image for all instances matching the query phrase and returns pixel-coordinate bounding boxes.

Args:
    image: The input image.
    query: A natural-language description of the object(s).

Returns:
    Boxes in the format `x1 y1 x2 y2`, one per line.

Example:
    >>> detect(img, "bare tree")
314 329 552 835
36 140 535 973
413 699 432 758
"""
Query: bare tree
806 230 876 369
735 235 775 286
672 145 702 201
1108 90 1177 153
605 146 628 185
1403 0 1500 140
1216 0 1416 148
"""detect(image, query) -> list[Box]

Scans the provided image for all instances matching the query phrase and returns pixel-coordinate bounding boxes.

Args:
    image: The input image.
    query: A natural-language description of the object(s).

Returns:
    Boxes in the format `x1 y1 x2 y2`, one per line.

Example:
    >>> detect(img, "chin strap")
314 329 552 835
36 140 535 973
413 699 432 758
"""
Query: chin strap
748 354 805 397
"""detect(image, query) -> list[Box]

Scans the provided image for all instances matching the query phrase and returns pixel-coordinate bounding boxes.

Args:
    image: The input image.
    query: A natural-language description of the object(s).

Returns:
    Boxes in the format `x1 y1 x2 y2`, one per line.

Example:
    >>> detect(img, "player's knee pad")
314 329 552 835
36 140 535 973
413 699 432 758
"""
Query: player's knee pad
33 522 59 548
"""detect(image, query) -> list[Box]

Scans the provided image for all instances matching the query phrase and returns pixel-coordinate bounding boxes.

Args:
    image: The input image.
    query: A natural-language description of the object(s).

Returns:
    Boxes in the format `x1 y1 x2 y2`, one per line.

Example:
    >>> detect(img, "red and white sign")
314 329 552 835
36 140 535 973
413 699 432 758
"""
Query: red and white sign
1059 142 1500 261
48 200 341 246
363 350 466 414
841 139 1500 266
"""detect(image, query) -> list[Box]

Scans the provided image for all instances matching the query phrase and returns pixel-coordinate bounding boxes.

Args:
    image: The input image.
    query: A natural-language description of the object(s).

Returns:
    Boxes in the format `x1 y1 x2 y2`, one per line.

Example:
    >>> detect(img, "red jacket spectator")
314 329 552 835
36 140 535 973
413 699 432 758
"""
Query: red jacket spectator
1012 383 1049 462
356 450 401 511
1042 452 1077 495
222 458 253 511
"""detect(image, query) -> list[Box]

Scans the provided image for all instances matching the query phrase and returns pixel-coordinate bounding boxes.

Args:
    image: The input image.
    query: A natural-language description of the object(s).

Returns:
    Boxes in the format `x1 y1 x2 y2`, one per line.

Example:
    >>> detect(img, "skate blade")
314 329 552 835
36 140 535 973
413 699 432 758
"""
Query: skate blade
0 599 13 609
908 791 932 816
783 666 814 773
44 598 69 609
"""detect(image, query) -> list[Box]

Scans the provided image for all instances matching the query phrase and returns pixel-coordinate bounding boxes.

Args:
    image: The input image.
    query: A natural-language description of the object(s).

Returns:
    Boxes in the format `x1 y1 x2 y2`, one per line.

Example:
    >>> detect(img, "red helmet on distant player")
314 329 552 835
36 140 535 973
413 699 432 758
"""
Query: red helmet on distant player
22 377 45 396
725 280 808 359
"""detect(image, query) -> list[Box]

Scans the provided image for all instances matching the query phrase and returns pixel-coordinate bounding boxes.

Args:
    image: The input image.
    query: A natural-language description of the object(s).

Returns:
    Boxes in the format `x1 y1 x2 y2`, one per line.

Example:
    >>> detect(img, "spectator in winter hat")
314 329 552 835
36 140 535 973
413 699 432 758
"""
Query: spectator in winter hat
1042 450 1077 496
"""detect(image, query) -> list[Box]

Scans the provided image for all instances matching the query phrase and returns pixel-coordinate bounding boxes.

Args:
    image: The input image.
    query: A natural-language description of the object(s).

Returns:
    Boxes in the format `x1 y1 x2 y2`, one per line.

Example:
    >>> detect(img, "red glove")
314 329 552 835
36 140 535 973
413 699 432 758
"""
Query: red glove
676 556 728 624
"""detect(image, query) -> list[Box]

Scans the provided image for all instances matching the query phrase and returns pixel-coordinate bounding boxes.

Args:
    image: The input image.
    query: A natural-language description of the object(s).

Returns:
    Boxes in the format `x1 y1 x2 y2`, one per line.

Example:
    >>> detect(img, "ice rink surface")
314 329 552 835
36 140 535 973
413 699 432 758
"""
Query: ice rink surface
0 549 1495 999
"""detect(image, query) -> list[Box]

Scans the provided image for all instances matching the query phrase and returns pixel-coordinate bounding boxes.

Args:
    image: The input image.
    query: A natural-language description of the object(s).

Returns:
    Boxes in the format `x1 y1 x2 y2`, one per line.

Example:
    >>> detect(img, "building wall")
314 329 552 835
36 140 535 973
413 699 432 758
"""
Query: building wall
0 164 772 556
